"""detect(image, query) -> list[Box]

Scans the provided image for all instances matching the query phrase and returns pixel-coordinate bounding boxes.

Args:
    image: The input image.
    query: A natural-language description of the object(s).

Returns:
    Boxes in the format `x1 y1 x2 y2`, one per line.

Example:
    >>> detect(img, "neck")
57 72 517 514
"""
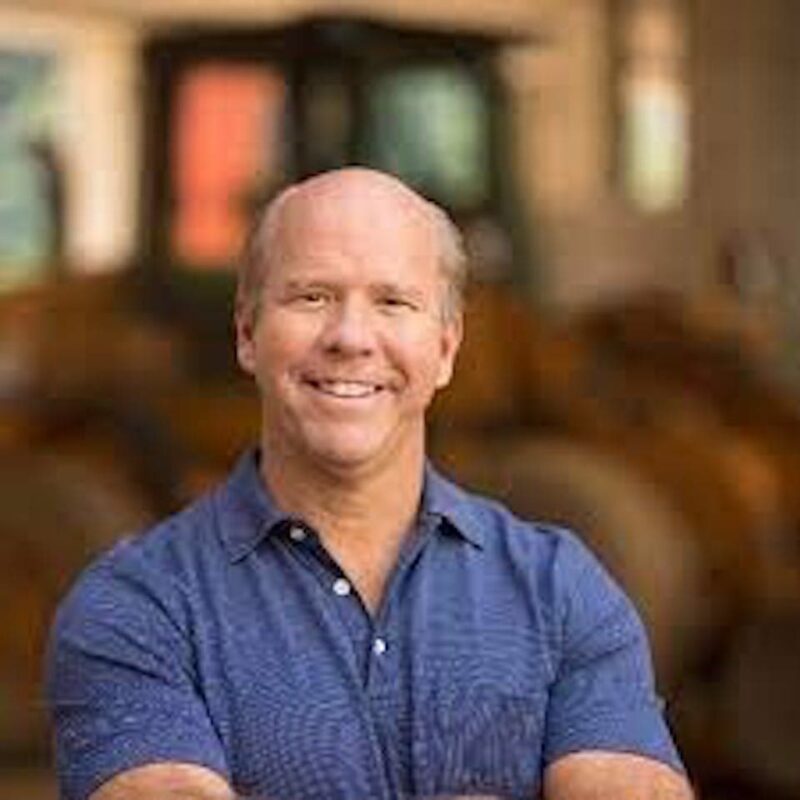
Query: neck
258 435 426 610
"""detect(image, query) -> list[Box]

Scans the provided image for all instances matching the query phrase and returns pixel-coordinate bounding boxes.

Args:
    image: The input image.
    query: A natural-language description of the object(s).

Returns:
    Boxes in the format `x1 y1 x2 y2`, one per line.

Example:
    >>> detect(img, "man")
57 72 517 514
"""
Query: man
47 168 693 800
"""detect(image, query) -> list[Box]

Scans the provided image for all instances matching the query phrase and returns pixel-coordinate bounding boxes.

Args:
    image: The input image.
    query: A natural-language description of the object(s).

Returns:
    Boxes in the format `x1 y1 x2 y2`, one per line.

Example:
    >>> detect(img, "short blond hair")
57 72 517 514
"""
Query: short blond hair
235 171 467 326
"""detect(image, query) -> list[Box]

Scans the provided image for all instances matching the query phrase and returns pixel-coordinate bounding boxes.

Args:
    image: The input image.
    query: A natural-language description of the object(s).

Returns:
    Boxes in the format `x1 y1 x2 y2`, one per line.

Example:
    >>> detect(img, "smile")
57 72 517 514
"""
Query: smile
306 379 384 399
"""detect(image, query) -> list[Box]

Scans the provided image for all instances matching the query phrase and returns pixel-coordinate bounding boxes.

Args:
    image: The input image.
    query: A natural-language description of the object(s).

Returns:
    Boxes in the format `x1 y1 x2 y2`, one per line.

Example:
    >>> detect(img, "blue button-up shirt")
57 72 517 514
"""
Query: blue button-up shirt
47 450 683 800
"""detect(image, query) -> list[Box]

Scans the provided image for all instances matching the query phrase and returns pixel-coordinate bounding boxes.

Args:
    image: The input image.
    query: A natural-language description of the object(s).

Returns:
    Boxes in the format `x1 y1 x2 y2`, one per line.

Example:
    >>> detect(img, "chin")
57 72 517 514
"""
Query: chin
308 442 385 471
302 428 403 473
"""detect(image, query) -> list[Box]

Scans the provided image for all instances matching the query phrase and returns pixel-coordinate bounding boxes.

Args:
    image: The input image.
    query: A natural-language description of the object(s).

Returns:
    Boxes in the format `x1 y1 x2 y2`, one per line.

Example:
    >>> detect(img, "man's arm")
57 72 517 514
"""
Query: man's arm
90 763 235 800
47 549 233 800
540 531 691 795
543 752 694 800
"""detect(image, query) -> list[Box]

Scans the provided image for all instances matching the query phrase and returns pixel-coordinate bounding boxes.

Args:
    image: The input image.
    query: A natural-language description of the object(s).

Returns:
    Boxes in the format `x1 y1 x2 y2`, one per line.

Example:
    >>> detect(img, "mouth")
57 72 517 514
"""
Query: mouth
304 378 386 399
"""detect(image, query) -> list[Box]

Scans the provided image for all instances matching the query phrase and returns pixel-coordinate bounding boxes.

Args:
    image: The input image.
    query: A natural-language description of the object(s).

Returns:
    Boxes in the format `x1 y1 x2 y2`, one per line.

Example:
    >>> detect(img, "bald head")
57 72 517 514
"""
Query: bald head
236 168 467 326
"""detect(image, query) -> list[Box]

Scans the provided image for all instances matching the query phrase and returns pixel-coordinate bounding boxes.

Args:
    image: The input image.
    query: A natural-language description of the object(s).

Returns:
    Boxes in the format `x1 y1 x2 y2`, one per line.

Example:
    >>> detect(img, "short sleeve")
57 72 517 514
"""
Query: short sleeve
45 543 230 800
542 532 684 772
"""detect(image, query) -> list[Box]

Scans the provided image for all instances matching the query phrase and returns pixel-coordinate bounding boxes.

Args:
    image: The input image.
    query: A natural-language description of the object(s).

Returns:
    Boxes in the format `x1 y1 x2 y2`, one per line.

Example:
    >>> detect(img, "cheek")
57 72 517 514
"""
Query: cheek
400 325 458 385
403 344 452 396
254 317 318 375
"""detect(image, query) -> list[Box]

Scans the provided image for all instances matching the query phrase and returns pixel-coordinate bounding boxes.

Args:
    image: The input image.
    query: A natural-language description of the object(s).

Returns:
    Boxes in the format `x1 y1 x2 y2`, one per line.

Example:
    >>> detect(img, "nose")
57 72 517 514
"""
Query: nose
318 298 377 357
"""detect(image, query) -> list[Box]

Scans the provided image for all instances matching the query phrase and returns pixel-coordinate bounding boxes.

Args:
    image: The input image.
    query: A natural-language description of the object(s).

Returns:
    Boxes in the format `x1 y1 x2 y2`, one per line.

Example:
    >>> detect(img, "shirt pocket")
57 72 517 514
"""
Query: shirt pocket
419 687 546 799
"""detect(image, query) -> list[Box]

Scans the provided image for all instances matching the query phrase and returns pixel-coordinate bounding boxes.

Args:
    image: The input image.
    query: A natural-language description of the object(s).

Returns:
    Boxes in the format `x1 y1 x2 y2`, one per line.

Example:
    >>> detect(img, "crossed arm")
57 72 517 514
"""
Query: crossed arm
89 763 234 800
60 529 695 800
89 753 694 800
544 751 694 799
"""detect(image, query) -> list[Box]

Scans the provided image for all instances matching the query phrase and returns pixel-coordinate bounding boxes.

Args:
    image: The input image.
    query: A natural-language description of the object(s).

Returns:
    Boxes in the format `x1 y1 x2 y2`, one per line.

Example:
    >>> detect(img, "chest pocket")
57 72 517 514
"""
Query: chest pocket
420 687 546 799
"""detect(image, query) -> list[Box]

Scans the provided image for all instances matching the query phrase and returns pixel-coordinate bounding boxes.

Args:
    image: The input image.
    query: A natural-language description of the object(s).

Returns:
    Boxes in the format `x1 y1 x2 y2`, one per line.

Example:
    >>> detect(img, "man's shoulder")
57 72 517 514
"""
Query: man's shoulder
96 487 221 577
429 472 638 658
53 483 227 631
432 467 599 578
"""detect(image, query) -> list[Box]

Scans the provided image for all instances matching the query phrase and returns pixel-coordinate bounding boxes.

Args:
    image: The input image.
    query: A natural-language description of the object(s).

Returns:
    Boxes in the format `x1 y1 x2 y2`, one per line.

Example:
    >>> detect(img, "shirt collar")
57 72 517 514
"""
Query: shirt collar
216 448 484 562
215 449 293 562
420 461 486 549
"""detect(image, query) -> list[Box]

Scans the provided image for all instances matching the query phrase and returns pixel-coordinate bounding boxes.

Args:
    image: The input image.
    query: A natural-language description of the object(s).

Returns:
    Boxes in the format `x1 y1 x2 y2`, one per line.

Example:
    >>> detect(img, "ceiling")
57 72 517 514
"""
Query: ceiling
2 0 544 34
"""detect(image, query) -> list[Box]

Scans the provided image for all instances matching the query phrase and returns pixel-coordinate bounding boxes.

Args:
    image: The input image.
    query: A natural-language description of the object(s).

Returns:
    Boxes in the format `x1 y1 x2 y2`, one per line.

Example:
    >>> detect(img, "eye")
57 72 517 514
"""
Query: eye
291 289 329 308
378 295 418 313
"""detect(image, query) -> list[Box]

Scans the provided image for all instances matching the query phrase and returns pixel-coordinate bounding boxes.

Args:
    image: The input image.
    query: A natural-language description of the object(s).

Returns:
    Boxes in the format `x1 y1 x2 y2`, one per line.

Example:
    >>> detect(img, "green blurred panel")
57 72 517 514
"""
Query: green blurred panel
362 65 491 212
0 50 58 288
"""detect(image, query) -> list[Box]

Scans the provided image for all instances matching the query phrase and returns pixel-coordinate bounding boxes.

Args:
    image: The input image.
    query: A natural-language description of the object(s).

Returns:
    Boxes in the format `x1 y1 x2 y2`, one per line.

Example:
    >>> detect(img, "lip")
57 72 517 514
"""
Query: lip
302 377 387 400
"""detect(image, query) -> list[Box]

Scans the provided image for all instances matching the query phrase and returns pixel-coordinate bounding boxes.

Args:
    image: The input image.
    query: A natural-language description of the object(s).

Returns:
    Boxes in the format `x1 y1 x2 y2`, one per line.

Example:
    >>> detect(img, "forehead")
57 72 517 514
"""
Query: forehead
264 179 441 283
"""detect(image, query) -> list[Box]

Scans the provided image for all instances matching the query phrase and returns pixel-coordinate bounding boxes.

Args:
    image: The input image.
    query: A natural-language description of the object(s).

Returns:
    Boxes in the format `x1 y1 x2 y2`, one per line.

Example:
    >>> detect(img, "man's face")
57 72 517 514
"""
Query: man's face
236 176 462 476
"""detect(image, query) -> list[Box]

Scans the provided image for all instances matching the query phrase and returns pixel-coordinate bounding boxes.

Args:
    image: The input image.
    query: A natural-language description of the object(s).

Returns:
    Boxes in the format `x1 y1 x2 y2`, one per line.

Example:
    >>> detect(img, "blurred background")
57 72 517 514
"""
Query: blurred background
2 0 800 797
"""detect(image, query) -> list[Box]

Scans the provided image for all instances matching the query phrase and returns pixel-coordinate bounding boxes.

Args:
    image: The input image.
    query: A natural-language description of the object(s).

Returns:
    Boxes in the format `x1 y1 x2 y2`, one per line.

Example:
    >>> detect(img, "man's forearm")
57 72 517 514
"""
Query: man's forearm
89 763 236 800
543 751 695 800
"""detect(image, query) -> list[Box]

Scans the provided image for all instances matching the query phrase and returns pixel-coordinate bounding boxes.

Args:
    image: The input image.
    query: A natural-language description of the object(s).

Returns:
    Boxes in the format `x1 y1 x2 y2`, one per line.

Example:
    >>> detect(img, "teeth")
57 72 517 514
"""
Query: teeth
313 380 380 398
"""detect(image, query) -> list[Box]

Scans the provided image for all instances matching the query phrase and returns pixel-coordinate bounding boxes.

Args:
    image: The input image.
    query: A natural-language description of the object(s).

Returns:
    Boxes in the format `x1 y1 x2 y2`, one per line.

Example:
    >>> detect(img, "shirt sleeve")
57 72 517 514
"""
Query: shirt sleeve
45 542 230 800
542 531 685 772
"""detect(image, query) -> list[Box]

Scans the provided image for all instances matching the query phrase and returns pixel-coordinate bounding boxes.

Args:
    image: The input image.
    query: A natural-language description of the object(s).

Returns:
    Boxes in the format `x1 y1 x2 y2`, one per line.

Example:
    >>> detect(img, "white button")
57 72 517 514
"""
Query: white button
289 526 307 542
372 637 388 656
332 578 351 596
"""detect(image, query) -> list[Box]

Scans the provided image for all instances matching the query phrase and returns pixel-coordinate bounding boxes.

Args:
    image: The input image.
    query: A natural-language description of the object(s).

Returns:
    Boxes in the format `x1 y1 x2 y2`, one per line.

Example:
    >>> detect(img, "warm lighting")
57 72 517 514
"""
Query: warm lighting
616 0 689 212
171 63 287 267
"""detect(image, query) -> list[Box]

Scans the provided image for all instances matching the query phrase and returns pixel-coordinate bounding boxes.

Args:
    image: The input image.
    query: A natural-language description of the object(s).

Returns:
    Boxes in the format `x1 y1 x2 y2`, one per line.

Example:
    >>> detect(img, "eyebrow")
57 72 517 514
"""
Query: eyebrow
280 279 333 290
369 282 426 300
278 278 426 298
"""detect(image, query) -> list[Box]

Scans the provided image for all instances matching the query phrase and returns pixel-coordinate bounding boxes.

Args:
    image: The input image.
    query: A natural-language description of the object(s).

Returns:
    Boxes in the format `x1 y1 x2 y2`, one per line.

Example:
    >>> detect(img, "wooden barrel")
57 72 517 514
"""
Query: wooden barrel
0 449 152 755
434 434 718 689
431 284 534 429
714 611 800 794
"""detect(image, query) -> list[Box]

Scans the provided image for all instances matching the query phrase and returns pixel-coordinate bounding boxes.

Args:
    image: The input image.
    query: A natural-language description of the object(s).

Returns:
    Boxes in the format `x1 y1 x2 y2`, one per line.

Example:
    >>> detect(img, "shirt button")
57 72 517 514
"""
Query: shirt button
332 578 351 597
372 637 388 656
289 526 307 543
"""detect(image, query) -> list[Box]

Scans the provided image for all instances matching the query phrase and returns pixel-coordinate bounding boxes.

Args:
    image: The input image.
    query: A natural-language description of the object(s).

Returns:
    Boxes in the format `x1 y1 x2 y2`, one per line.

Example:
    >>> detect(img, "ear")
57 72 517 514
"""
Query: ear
435 313 463 389
235 308 257 376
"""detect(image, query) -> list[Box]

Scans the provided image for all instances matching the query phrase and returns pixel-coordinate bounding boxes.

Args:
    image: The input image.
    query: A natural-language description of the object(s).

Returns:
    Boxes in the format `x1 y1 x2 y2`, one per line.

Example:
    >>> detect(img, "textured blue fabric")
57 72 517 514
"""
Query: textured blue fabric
46 449 683 800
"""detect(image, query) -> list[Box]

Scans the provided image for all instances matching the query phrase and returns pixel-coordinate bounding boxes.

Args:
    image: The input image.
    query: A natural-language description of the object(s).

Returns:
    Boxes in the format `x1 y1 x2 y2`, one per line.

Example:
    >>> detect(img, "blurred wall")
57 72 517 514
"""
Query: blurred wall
2 0 800 317
527 0 800 317
513 0 695 309
693 0 800 262
0 7 141 272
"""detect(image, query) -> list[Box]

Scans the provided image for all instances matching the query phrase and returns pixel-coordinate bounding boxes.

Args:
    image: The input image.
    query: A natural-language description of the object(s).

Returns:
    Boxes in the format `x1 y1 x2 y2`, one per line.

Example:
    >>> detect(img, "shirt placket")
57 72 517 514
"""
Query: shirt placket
367 517 440 799
282 520 402 799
